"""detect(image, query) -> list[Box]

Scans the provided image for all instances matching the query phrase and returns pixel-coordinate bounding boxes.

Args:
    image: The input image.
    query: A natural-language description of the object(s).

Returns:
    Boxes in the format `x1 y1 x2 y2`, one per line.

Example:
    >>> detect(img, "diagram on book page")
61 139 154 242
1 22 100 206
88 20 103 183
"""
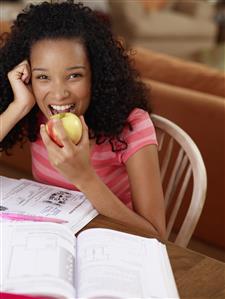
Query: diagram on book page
1 223 75 297
76 235 147 298
0 177 98 232
82 245 110 262
8 234 72 280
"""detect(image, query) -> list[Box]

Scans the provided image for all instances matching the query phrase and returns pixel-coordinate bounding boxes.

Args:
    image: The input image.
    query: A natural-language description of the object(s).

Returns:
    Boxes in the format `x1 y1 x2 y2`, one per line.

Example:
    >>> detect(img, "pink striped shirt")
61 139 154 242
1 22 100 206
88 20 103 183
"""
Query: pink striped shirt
31 108 158 208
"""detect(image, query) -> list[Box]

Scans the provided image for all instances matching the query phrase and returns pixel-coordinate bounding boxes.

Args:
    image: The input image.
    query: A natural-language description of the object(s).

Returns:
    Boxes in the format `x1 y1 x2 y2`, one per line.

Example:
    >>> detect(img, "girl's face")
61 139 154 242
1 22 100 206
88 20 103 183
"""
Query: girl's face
30 38 91 120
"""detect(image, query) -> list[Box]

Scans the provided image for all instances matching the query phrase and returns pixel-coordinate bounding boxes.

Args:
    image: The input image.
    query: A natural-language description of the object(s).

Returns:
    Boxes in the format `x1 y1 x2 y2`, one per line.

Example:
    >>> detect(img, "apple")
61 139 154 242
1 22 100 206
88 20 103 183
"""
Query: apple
46 112 82 146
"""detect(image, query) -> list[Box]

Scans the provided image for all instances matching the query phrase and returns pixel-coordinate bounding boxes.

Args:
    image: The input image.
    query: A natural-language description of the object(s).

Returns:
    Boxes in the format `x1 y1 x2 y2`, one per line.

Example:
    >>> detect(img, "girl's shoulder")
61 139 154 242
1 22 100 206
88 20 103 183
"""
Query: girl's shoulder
127 108 154 127
116 108 158 163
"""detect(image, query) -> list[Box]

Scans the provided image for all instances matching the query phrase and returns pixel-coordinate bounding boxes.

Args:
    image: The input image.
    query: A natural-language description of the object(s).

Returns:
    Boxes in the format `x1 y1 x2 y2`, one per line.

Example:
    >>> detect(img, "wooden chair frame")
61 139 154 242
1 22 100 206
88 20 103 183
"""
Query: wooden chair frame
151 114 207 247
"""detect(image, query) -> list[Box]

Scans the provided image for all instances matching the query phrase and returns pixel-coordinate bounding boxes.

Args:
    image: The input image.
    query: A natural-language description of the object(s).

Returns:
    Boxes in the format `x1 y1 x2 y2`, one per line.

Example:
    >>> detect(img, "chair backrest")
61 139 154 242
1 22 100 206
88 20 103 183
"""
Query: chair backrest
151 114 207 247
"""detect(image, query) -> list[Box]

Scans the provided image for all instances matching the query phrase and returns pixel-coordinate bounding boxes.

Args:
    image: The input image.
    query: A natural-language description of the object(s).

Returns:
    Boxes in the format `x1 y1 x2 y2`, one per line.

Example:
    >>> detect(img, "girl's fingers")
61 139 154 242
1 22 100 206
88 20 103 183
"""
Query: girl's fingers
21 64 31 83
51 119 73 148
12 60 31 82
18 60 29 66
40 123 66 168
40 123 60 150
21 69 29 82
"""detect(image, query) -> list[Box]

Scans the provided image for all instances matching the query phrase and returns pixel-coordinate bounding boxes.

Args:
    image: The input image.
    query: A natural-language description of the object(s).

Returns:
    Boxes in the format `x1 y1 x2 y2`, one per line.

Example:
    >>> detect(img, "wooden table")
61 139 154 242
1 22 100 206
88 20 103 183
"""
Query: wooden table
81 215 225 299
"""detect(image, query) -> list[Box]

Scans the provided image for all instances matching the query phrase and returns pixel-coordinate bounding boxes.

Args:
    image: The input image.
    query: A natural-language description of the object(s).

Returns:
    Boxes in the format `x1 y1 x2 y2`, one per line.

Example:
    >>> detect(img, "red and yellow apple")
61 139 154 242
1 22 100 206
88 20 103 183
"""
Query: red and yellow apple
46 112 82 146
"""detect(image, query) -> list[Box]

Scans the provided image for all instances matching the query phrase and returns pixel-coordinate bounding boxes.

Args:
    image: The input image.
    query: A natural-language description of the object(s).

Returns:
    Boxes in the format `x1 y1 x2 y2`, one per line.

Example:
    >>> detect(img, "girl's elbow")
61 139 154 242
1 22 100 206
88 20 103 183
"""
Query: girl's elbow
152 222 166 241
158 227 166 241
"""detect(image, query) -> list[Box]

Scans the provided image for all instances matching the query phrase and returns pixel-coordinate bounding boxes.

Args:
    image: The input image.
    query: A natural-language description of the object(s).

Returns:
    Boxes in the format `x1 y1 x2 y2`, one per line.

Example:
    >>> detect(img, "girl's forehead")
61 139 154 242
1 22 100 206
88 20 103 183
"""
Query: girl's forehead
31 38 85 54
30 38 89 64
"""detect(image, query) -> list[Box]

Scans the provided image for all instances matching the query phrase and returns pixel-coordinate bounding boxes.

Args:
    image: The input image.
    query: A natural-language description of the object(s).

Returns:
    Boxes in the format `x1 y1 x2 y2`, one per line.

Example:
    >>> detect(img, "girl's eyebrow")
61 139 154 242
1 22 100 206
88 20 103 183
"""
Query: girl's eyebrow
32 68 48 72
32 66 86 72
66 66 86 71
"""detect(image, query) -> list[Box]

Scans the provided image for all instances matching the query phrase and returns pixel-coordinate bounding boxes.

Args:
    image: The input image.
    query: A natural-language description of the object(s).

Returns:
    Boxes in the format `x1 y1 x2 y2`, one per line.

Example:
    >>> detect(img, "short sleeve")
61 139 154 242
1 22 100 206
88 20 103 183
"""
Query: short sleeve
117 108 158 163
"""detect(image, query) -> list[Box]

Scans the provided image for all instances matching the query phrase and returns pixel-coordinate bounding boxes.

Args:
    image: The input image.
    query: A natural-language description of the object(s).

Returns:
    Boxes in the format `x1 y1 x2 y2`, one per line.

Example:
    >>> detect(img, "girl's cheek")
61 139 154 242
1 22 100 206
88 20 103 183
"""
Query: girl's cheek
32 83 46 99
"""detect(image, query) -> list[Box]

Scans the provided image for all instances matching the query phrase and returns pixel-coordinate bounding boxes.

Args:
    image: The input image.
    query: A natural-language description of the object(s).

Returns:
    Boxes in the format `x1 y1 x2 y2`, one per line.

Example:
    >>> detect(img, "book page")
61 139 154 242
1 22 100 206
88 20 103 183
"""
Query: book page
0 176 18 193
0 176 98 233
76 228 179 299
0 222 76 298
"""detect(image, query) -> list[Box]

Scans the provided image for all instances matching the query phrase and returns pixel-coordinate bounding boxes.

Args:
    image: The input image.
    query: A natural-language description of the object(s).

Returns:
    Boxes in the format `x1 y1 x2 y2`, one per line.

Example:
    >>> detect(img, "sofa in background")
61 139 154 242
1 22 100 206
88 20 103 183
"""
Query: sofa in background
132 46 225 249
0 39 224 249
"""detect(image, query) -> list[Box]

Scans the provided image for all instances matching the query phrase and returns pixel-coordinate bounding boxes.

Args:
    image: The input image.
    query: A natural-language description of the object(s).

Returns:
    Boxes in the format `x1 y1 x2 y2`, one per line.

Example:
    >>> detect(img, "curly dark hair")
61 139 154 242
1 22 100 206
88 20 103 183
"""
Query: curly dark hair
0 0 150 153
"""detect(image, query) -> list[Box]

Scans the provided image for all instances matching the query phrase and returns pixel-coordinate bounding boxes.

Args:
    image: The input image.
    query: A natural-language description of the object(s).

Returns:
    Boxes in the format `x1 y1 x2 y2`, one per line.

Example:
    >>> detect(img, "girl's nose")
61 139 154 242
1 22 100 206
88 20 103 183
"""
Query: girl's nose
51 83 70 100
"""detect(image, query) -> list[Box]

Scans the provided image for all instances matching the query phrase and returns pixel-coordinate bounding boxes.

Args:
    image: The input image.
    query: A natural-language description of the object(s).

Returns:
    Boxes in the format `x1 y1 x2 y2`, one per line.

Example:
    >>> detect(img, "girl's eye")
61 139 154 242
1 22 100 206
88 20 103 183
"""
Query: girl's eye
68 73 82 79
37 74 48 80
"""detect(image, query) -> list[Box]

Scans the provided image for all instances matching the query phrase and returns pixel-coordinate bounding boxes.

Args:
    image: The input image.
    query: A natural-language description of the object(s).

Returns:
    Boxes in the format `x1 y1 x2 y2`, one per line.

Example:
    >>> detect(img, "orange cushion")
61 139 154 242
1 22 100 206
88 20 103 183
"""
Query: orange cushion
132 47 225 98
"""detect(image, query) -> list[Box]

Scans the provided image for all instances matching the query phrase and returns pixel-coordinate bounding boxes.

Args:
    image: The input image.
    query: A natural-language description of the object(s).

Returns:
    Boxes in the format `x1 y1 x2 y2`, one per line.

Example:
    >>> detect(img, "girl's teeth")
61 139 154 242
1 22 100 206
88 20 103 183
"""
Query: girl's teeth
49 104 76 115
50 104 75 111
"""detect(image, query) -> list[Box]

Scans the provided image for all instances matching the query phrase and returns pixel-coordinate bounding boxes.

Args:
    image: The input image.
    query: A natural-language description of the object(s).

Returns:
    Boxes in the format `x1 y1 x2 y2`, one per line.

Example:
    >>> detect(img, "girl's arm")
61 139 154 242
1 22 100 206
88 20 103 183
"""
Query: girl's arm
79 154 165 238
40 118 166 239
77 145 165 238
125 144 166 237
0 101 32 142
0 60 35 142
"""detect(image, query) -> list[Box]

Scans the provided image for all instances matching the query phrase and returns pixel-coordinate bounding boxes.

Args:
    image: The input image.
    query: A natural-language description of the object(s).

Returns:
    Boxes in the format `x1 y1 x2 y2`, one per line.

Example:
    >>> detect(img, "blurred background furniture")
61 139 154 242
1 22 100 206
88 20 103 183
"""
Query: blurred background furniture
0 0 222 62
108 0 217 59
0 21 11 34
0 0 22 23
151 114 207 248
214 0 225 43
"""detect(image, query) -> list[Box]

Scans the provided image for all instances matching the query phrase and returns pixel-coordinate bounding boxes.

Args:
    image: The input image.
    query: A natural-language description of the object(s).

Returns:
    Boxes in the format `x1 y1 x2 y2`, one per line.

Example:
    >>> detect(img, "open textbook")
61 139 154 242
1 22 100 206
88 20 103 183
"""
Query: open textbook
0 176 98 233
1 222 179 299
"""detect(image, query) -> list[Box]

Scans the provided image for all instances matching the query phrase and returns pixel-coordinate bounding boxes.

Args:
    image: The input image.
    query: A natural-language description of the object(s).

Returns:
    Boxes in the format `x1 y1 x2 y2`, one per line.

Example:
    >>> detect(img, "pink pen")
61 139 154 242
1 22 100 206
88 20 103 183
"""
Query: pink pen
0 212 68 224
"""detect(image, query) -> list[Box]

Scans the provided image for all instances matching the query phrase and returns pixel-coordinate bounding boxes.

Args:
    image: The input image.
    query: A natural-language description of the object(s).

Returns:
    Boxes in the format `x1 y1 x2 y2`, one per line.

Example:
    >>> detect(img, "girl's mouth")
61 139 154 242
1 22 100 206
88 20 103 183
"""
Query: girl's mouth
49 104 76 115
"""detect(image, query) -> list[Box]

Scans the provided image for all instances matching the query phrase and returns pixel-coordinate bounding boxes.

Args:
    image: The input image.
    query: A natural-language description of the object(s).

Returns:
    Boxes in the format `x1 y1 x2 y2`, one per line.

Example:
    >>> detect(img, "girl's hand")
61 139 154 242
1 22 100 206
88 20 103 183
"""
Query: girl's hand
7 60 36 113
40 116 94 188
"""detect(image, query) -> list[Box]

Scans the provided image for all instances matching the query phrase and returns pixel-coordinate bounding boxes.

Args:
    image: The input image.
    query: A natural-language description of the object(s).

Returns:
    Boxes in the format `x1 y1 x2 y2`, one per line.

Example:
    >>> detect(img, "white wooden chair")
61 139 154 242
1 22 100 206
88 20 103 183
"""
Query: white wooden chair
151 114 207 247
